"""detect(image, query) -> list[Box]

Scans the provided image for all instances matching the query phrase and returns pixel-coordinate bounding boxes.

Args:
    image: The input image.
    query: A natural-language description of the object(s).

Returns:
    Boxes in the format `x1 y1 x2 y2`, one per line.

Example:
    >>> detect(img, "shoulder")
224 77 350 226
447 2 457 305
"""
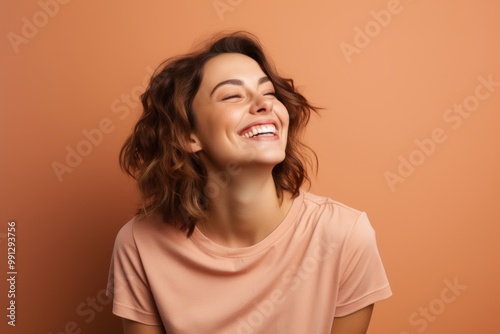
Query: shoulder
113 214 176 249
113 216 135 244
112 214 192 260
300 191 366 228
297 191 376 246
302 191 361 212
112 217 140 256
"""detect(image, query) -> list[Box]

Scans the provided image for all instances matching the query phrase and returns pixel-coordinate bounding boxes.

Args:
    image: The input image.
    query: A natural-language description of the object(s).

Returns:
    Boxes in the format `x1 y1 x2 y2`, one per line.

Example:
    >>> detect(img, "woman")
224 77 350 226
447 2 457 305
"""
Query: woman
107 31 392 334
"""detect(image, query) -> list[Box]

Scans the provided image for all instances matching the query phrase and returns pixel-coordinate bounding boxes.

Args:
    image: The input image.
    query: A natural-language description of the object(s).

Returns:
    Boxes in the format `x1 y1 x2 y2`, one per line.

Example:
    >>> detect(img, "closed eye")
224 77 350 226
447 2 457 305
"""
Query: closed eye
221 94 242 101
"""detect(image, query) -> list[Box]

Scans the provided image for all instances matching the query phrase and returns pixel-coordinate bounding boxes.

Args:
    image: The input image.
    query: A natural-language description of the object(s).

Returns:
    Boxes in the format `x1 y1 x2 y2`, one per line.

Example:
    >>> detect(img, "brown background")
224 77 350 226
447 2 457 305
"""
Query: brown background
1 0 499 333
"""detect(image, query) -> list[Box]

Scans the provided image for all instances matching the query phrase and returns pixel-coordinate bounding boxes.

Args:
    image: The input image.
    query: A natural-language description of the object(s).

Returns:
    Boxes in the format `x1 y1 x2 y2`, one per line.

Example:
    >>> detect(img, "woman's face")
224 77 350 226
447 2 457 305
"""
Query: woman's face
190 53 289 170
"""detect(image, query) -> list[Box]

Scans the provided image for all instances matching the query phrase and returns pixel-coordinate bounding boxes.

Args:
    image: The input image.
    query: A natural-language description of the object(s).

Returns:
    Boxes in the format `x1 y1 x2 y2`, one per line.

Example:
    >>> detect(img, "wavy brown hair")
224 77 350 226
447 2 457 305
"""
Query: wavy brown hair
120 31 319 236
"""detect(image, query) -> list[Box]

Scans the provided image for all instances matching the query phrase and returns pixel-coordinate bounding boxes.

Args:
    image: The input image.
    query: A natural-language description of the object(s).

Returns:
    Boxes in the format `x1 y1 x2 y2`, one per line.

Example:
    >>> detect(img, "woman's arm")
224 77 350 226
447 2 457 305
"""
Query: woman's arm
330 304 374 334
122 318 166 334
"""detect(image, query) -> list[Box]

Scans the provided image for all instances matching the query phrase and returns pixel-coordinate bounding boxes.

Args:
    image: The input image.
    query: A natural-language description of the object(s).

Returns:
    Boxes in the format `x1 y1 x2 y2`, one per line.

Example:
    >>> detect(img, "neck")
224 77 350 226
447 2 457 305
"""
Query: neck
199 166 293 248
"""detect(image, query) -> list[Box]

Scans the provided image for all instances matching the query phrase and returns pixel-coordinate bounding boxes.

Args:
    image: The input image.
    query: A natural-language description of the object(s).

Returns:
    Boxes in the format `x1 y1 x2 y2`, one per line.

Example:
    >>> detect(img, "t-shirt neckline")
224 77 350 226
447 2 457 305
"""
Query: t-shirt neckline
191 190 304 258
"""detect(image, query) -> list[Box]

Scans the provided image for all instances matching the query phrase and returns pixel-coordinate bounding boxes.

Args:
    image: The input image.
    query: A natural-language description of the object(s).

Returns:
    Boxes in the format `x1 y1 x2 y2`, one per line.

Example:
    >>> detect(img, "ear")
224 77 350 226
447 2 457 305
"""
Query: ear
186 133 202 153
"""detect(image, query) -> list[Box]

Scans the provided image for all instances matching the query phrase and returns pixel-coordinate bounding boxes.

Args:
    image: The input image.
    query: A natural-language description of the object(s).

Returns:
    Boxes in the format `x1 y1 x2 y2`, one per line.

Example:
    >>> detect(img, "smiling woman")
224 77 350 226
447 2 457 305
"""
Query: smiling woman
106 31 392 334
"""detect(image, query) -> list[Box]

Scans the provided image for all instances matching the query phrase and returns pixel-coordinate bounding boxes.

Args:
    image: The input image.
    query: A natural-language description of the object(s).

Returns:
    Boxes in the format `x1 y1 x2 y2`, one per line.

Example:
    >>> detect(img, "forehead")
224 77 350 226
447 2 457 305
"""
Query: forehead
200 53 266 85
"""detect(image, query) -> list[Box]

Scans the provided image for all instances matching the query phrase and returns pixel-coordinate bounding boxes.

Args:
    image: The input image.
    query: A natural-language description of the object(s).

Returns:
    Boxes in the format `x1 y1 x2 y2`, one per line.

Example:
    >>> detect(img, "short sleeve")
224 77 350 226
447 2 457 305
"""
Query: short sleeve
334 212 392 317
106 220 162 325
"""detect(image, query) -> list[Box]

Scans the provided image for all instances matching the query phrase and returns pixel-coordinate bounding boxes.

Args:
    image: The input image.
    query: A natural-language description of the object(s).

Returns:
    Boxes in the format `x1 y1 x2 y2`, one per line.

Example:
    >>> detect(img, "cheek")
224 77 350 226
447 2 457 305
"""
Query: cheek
199 110 241 140
277 103 290 127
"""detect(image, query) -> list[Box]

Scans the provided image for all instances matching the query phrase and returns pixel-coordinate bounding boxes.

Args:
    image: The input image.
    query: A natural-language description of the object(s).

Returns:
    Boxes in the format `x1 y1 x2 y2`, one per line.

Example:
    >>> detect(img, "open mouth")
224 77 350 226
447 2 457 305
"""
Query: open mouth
240 124 277 138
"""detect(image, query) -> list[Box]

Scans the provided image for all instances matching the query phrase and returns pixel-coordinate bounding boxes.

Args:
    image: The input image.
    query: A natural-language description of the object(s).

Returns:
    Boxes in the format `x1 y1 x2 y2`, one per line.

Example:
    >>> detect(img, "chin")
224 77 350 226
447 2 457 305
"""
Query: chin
256 151 286 165
233 144 287 166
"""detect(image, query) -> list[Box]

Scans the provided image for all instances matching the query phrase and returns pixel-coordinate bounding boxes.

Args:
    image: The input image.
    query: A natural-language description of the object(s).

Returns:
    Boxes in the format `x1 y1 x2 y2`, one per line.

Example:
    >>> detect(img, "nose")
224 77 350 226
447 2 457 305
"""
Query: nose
249 94 273 114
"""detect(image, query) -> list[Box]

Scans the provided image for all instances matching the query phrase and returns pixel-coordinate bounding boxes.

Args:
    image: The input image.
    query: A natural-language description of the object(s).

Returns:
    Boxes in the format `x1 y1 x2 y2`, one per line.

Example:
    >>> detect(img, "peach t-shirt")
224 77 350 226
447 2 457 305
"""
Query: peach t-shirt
107 191 392 333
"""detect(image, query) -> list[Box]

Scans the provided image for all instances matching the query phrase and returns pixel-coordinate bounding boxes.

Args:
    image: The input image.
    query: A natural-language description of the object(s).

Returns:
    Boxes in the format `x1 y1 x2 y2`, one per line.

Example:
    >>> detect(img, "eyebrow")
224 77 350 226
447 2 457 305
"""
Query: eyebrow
209 76 271 97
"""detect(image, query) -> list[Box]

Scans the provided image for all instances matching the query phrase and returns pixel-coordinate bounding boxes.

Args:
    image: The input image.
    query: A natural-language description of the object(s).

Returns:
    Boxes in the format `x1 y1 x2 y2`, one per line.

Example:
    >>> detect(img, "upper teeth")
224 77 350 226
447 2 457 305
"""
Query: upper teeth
242 124 276 138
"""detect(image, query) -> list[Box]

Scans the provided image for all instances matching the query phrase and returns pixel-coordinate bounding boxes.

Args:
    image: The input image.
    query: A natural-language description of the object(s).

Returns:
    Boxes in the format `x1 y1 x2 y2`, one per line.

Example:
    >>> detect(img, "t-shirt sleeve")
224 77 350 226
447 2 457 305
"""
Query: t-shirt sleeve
106 220 162 325
334 212 392 317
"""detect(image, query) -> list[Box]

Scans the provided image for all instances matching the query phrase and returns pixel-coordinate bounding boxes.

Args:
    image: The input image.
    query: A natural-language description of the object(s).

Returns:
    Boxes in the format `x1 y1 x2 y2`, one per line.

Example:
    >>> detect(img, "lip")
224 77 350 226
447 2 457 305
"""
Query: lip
238 119 279 137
